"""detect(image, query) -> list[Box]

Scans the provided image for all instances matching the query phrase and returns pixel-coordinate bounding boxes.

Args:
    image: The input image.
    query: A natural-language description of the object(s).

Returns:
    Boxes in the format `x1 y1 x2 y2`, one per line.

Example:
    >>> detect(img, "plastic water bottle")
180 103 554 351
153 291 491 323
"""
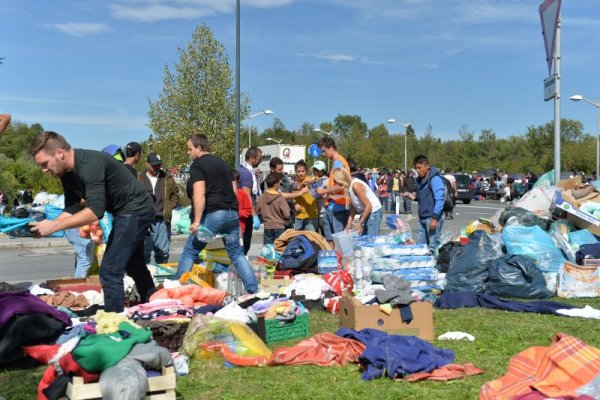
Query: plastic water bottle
195 225 227 243
227 267 244 297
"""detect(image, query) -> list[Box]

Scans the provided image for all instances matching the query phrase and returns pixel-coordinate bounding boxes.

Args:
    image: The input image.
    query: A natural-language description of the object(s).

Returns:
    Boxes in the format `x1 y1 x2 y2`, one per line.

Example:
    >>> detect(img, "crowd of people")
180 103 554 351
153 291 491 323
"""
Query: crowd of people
23 130 448 312
23 125 590 313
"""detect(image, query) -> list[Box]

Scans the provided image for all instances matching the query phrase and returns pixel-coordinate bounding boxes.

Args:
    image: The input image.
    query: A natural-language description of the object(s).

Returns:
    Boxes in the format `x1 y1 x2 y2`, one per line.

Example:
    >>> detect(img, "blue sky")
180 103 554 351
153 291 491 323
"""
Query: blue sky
1 0 600 151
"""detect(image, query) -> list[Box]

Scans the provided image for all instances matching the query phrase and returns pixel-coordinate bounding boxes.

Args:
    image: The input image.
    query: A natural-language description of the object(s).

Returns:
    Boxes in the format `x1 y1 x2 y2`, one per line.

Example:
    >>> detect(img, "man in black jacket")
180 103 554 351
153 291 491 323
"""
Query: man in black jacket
28 131 156 312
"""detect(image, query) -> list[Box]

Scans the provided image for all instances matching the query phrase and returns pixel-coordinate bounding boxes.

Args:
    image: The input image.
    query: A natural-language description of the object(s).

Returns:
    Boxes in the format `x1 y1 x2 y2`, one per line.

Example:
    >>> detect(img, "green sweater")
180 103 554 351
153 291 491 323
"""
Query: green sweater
71 322 152 372
61 149 153 218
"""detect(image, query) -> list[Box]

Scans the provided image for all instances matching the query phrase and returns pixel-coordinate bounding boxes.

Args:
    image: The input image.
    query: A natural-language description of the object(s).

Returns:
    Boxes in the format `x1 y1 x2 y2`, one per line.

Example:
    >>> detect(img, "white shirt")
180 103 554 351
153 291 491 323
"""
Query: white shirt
146 172 158 193
349 178 382 214
242 161 260 197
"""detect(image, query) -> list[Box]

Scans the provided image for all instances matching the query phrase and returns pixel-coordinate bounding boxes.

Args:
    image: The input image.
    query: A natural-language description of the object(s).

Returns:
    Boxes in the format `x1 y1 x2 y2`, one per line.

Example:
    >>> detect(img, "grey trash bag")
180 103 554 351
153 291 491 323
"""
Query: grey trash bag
499 206 551 231
487 254 552 299
445 230 504 293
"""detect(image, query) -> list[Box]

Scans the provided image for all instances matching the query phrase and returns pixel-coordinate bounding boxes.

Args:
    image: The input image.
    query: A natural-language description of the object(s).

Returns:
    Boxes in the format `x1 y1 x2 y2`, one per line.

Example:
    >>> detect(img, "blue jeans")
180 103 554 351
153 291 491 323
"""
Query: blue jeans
175 210 258 294
403 196 412 214
65 228 94 278
417 216 445 251
101 211 156 313
362 208 383 236
294 218 318 232
264 228 285 245
379 196 389 212
144 218 171 264
391 191 400 213
323 208 349 241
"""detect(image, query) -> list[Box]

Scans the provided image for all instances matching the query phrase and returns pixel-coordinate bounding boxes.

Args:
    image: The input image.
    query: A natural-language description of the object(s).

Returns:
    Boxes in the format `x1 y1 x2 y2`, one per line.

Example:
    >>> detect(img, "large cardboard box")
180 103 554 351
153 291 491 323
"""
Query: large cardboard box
554 191 600 237
339 294 434 341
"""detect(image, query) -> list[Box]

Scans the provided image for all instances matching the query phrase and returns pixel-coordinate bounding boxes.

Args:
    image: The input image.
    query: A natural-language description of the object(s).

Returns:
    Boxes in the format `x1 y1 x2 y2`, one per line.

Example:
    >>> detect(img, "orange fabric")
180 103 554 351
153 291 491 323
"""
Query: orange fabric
327 154 350 206
480 333 600 400
268 333 366 367
150 285 227 307
404 363 484 382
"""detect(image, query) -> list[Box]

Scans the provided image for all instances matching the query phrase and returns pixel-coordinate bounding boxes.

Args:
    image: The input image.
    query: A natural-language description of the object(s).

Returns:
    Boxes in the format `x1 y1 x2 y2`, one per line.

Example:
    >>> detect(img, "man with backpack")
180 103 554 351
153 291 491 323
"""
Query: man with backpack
409 155 449 251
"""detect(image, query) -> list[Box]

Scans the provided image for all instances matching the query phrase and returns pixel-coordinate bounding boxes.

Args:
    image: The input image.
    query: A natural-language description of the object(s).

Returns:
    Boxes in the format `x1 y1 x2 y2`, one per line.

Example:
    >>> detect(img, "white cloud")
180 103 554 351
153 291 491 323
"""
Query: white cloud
445 48 463 56
110 0 293 22
295 53 355 62
424 63 439 69
110 4 216 22
43 22 112 37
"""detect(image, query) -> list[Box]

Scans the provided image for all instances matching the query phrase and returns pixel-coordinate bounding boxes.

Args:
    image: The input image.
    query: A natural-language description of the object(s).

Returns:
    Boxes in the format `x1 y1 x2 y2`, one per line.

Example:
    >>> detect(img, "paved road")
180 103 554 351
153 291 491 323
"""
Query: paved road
0 201 506 285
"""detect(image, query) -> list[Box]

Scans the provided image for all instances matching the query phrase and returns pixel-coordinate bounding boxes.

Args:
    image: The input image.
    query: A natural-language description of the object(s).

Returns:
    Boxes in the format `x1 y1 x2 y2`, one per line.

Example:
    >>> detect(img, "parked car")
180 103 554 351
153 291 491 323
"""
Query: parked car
453 173 475 204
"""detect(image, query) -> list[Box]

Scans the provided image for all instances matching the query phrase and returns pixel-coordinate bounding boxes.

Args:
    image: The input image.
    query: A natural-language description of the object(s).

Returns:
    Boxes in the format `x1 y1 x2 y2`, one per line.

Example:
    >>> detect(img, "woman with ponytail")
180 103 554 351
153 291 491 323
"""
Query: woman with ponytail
332 168 382 236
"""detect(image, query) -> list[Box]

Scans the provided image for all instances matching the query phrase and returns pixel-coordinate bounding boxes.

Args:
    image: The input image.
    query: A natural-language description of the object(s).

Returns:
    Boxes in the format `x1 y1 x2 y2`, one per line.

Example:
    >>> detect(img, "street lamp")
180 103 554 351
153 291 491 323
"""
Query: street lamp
387 118 412 173
570 94 600 179
266 137 283 144
313 128 333 136
248 109 274 148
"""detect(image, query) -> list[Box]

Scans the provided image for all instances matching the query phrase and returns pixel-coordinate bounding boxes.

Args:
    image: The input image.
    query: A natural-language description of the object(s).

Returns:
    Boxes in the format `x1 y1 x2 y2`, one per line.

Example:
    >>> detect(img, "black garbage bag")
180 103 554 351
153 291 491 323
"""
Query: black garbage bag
487 254 552 298
575 243 600 265
445 230 504 293
499 206 551 231
435 241 463 273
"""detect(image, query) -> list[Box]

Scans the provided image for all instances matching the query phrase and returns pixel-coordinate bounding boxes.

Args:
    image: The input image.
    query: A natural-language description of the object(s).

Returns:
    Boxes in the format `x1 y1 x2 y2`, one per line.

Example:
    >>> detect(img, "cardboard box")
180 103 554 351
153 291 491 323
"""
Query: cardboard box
47 275 101 292
339 295 434 341
554 191 600 237
66 366 175 400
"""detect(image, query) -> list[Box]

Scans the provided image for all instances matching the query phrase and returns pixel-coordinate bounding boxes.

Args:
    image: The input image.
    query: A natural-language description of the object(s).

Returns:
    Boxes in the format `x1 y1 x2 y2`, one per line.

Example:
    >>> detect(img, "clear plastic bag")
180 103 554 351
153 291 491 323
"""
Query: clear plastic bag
181 314 271 367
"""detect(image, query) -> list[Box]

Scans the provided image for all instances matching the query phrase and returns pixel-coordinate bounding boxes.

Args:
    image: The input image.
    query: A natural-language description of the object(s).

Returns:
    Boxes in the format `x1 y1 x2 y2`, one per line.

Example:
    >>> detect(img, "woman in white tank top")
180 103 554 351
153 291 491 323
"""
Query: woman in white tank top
332 168 382 236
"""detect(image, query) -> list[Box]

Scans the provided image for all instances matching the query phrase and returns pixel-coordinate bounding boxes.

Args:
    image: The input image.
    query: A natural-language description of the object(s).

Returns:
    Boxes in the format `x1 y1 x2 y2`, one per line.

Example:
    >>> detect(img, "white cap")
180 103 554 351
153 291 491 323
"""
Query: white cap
312 160 327 171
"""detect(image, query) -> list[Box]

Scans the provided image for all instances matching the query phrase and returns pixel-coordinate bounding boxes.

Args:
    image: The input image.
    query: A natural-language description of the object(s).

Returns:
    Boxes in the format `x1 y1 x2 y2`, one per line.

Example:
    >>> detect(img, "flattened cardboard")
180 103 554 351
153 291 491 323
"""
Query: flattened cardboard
259 277 291 294
339 294 434 341
47 275 101 292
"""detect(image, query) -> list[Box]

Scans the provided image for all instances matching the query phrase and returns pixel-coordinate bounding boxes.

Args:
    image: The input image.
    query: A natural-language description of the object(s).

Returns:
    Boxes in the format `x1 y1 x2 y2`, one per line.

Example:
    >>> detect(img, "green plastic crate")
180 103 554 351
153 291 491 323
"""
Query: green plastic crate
250 312 310 344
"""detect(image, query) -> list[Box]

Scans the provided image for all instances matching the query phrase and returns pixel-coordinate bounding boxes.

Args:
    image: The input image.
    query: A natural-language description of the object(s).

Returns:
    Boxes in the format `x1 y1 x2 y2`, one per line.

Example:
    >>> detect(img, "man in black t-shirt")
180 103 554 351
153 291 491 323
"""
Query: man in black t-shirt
28 131 156 313
124 141 143 177
174 134 258 294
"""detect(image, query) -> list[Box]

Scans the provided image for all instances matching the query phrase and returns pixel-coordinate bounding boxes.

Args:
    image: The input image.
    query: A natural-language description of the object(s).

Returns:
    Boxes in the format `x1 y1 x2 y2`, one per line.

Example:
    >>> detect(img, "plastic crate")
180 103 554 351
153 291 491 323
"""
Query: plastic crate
250 312 310 344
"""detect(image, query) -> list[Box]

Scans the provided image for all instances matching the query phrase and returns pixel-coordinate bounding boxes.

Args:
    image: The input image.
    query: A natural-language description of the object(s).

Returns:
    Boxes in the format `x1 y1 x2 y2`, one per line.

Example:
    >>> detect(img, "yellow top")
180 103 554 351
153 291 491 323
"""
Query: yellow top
294 176 319 220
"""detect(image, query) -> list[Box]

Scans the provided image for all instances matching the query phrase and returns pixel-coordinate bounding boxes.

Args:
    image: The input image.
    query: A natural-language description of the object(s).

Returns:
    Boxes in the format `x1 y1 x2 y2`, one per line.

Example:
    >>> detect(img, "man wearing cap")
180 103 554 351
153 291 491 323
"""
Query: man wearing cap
139 152 180 264
124 142 144 177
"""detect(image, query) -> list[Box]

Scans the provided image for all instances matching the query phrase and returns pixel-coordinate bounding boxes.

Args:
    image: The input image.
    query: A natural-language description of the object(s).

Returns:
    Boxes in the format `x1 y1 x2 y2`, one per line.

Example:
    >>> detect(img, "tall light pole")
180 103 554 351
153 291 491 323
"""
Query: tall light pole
248 109 274 148
266 137 283 144
235 0 240 168
570 94 600 179
387 118 412 173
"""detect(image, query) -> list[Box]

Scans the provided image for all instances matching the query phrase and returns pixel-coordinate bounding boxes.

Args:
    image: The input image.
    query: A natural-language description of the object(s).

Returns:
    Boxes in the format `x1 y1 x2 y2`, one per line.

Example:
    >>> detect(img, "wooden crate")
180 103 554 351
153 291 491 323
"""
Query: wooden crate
66 366 176 400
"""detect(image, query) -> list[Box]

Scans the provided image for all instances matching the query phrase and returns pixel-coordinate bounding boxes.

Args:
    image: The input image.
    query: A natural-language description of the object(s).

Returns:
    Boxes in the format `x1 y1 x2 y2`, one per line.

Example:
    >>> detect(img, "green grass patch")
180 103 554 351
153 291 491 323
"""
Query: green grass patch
2 296 599 400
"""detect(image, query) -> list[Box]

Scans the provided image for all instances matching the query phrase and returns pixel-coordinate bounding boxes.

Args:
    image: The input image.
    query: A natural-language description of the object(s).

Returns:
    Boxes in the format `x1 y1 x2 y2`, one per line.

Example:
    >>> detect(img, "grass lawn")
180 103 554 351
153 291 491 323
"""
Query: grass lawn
1 296 599 400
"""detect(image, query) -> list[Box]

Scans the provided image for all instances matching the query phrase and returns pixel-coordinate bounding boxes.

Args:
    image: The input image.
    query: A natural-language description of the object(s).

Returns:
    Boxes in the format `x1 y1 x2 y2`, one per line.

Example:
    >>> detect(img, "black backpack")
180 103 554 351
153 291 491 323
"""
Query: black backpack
429 174 455 212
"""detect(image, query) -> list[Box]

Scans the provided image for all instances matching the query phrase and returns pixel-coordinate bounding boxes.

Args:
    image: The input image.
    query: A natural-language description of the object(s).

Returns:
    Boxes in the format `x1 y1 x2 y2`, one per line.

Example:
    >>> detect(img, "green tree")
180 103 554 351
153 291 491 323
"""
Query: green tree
148 25 246 165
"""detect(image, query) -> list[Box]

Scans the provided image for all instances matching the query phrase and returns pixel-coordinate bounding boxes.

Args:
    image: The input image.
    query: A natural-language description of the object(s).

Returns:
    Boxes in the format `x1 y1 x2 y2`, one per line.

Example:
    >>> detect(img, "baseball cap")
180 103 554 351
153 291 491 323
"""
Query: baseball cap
312 160 326 171
101 144 125 162
147 152 163 166
125 142 143 157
